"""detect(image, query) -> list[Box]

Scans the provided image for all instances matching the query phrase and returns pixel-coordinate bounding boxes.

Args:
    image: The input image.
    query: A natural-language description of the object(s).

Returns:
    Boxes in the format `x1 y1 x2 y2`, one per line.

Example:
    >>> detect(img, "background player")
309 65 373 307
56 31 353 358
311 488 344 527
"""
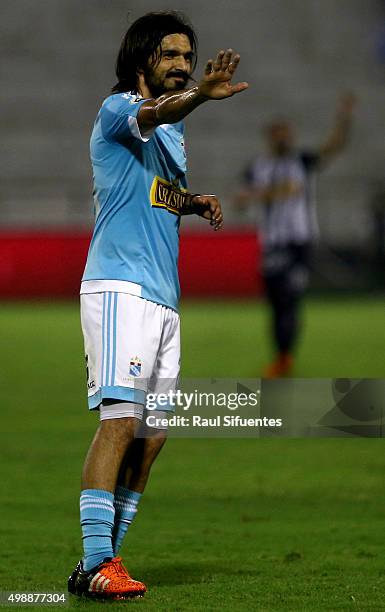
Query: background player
68 11 248 600
234 93 356 377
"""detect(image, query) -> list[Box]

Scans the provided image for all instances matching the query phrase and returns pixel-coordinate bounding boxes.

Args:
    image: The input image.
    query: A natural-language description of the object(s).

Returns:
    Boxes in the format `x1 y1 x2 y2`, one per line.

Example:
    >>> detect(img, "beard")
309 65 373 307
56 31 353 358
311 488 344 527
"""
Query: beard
144 66 189 98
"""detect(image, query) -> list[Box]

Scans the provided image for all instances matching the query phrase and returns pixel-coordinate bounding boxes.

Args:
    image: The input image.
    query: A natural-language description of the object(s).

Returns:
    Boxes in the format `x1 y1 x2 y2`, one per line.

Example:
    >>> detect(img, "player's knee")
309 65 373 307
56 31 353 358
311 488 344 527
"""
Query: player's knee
132 433 168 479
148 430 168 453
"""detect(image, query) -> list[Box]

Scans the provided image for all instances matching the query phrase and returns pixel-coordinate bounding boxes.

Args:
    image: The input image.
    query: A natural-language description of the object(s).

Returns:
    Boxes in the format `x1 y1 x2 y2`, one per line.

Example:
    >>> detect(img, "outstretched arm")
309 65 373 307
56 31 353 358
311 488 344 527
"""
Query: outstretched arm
234 181 303 210
137 49 248 132
318 93 356 163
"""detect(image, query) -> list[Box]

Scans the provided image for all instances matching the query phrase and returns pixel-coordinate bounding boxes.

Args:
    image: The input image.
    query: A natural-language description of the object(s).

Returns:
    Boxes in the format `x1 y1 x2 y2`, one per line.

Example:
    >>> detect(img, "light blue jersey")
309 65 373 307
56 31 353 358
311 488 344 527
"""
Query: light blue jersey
82 92 188 311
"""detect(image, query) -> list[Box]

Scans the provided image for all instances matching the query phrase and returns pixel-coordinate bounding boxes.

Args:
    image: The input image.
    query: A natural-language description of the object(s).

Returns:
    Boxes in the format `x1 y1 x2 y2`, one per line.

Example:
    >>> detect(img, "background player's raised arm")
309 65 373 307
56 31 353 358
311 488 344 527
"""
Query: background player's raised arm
233 93 357 210
138 48 248 132
317 92 356 163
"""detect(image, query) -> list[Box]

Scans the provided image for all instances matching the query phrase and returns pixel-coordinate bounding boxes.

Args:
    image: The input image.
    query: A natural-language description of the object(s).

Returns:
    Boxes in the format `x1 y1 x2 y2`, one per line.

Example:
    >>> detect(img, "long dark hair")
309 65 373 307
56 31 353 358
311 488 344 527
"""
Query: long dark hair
112 11 198 94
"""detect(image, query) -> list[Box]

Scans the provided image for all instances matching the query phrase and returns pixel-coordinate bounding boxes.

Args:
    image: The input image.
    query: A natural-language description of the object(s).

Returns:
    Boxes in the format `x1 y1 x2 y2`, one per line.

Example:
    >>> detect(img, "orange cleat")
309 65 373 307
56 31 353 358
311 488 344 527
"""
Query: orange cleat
262 353 294 378
68 556 146 600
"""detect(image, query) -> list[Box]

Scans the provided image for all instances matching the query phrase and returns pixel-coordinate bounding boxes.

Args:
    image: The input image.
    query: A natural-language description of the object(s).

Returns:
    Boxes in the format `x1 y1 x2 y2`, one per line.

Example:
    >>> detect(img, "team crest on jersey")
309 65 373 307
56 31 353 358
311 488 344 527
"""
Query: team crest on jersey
150 176 187 216
129 357 142 377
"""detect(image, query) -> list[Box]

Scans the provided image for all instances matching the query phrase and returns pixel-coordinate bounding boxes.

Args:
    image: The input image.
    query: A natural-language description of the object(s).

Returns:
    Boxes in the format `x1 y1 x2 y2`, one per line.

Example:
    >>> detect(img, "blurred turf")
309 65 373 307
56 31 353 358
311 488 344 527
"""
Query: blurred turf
0 298 384 610
180 297 385 377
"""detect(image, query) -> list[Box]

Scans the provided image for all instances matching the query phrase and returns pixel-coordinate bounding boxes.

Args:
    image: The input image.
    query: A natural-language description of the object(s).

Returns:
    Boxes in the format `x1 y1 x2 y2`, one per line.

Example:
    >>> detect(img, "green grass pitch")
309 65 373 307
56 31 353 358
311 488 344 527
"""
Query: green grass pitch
0 297 384 610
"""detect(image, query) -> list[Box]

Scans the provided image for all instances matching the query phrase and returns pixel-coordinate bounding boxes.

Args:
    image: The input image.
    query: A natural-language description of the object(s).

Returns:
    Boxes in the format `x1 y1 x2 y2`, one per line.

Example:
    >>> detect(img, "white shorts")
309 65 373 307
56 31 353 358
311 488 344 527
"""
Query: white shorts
80 292 180 411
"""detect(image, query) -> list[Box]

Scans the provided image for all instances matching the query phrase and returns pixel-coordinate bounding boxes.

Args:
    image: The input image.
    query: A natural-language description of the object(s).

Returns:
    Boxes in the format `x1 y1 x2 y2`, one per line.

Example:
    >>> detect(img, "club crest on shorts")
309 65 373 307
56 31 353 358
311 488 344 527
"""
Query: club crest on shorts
129 357 142 377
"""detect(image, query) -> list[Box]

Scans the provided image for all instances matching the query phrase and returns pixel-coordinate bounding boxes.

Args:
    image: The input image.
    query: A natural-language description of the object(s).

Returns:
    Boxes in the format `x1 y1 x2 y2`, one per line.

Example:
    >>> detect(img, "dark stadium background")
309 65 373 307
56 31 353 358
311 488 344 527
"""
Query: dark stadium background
1 1 384 610
1 0 384 298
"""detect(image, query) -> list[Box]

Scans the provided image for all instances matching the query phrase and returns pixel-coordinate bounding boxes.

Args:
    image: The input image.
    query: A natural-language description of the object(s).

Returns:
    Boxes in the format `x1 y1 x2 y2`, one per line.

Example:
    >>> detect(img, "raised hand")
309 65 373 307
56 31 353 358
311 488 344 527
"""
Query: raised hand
198 49 249 100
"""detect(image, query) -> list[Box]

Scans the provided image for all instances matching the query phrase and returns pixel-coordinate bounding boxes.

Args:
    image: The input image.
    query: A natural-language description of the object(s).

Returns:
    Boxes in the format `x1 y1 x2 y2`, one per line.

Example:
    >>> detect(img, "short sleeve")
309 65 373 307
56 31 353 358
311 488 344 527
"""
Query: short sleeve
99 94 153 143
299 151 321 173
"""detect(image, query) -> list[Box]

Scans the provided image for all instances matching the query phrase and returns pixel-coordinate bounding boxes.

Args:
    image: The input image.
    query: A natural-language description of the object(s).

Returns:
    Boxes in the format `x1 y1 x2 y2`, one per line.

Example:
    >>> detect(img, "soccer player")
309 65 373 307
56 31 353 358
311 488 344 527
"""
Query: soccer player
67 11 248 600
234 94 355 377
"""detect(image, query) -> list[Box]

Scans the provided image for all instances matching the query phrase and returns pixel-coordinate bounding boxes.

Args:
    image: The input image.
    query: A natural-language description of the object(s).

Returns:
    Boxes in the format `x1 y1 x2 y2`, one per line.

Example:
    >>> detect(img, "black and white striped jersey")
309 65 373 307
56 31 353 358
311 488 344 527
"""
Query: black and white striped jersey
246 151 320 248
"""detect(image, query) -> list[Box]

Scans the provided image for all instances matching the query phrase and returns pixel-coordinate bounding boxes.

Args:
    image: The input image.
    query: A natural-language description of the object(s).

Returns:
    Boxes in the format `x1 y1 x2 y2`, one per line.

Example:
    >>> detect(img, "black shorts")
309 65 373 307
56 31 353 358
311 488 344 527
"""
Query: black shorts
262 243 312 297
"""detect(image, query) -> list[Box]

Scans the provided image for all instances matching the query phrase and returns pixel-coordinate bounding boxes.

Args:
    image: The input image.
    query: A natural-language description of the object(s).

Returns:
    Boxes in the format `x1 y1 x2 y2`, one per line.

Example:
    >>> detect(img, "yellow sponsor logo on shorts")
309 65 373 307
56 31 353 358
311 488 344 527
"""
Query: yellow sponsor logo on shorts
150 176 187 216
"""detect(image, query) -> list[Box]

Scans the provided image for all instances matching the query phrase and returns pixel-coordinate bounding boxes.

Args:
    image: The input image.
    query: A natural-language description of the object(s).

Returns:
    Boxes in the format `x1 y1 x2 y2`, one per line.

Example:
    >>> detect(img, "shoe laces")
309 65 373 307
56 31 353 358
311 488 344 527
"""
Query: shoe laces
102 556 131 580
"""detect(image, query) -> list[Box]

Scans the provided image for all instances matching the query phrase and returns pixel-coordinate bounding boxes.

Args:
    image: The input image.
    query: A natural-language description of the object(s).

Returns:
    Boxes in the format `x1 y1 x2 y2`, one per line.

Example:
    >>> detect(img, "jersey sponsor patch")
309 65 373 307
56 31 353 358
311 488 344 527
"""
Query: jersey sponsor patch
150 176 187 216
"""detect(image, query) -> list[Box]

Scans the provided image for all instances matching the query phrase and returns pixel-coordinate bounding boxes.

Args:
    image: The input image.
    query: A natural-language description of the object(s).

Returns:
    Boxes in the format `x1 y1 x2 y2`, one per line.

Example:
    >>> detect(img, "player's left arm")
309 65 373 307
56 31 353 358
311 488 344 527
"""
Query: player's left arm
317 93 357 164
181 193 223 231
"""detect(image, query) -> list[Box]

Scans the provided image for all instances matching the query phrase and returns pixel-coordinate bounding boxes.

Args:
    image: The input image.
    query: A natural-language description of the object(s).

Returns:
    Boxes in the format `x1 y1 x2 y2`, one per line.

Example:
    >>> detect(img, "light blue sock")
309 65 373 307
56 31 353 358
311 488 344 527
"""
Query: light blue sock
80 489 115 572
112 487 142 555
